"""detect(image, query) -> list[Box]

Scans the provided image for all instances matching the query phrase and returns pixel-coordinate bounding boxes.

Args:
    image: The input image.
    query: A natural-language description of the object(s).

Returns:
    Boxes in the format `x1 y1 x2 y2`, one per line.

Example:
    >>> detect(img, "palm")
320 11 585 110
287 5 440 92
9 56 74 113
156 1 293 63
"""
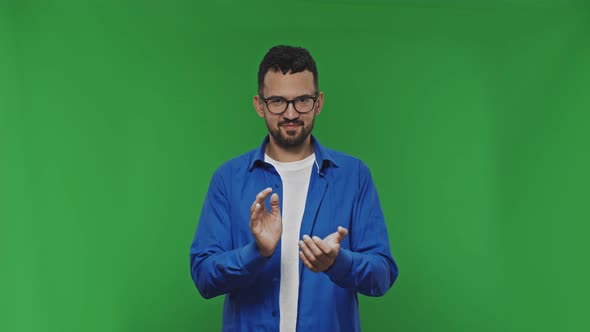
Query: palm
249 189 282 257
323 232 341 249
298 226 348 273
252 205 282 249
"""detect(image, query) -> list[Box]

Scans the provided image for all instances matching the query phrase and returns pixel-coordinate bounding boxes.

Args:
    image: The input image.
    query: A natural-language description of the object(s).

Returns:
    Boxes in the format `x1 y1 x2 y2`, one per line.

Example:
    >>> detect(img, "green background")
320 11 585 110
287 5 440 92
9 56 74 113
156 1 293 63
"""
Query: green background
2 1 589 331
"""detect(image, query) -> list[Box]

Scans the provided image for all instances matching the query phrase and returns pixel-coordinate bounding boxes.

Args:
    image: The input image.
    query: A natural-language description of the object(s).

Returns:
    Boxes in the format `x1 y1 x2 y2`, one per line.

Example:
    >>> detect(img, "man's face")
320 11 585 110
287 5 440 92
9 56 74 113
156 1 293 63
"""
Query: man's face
254 70 323 149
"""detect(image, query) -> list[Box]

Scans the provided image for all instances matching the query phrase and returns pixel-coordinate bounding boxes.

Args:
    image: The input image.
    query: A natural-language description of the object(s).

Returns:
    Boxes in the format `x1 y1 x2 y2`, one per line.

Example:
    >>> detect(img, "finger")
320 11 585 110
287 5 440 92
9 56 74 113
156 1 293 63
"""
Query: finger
335 226 349 243
251 188 272 219
300 251 319 272
255 187 273 206
305 236 332 266
298 240 317 265
312 236 335 258
299 239 327 270
250 203 261 225
249 199 258 215
303 235 327 261
269 193 281 216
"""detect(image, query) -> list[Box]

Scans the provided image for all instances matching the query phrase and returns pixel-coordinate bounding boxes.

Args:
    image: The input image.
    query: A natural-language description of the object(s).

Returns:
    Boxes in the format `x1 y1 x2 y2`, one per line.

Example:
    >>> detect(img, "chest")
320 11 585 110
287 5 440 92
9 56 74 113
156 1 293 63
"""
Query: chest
228 168 356 248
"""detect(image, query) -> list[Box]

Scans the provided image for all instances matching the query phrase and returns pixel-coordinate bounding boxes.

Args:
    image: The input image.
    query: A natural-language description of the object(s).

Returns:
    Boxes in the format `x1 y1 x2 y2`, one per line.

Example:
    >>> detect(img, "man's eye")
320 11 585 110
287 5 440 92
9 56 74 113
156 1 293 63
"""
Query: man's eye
296 97 314 104
269 98 284 105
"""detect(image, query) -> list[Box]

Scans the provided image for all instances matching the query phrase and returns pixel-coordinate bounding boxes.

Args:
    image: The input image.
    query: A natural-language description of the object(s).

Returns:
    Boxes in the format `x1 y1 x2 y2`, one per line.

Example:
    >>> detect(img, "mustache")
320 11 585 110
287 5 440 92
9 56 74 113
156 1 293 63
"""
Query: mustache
278 120 304 126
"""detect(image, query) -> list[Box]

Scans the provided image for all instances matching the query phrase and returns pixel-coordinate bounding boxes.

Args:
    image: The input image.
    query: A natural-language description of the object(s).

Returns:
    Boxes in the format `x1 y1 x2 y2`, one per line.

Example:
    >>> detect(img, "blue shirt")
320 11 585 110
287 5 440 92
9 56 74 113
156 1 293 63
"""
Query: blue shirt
190 136 398 331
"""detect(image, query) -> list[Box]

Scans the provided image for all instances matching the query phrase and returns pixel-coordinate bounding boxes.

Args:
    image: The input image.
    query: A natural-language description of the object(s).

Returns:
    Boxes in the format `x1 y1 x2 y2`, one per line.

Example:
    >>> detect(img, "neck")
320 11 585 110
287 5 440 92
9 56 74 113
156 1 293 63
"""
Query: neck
265 136 314 162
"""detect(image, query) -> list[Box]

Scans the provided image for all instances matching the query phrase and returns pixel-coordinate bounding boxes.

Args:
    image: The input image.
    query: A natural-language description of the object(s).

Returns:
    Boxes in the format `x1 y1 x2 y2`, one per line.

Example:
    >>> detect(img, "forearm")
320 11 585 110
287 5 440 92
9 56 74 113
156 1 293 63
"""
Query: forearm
191 241 268 299
324 248 398 297
326 162 398 296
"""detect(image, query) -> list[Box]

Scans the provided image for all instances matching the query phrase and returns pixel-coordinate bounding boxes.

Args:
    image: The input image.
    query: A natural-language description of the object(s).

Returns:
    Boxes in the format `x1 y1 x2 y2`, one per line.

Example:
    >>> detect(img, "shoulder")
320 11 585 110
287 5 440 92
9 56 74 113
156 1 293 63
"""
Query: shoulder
321 145 372 174
205 148 258 194
212 148 257 176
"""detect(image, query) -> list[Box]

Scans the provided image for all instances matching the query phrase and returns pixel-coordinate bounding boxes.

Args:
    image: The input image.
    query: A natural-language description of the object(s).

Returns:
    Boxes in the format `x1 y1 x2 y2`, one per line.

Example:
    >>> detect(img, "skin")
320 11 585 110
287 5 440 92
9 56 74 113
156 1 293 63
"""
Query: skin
249 187 282 258
253 69 322 162
249 69 349 271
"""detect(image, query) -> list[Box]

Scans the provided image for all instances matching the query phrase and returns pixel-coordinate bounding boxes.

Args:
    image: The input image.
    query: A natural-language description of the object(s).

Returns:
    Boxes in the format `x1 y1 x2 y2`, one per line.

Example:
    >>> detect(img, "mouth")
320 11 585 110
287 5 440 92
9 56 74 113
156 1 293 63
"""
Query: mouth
280 122 303 130
281 124 301 129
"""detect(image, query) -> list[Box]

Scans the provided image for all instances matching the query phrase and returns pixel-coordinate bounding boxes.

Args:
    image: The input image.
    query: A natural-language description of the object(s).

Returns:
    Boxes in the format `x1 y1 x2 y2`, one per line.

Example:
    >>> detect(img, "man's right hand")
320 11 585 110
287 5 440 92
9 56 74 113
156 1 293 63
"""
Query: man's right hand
249 187 282 258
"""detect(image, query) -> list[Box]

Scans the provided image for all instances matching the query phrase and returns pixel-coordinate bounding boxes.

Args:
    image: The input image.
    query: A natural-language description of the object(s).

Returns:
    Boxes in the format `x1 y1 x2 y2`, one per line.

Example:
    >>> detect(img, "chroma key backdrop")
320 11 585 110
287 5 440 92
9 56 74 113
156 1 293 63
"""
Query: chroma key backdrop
1 1 589 331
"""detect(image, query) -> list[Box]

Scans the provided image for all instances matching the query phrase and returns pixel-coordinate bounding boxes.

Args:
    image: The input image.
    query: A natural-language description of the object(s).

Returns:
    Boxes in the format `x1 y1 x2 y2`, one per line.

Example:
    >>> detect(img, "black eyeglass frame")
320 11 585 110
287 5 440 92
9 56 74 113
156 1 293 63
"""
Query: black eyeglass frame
259 93 319 115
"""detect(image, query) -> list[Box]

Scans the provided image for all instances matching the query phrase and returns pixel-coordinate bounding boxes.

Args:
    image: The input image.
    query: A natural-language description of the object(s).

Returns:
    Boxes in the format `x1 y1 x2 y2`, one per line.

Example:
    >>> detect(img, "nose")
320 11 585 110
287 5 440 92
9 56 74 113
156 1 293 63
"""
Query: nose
282 102 300 120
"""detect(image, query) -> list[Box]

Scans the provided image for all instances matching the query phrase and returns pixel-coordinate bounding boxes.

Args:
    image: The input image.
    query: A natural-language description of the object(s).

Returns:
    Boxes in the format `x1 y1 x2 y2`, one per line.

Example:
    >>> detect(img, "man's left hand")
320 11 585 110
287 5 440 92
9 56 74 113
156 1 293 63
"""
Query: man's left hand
299 226 349 272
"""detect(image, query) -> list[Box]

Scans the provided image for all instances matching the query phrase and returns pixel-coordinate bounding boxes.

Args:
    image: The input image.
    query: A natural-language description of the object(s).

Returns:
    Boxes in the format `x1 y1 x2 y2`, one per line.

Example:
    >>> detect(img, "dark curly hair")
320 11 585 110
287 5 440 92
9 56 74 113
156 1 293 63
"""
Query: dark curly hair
257 45 319 97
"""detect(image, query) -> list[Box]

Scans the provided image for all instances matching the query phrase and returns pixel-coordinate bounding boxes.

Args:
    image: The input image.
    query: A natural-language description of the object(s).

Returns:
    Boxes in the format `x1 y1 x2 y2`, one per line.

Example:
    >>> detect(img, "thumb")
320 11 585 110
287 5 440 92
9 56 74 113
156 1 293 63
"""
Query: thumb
335 226 349 243
270 193 281 216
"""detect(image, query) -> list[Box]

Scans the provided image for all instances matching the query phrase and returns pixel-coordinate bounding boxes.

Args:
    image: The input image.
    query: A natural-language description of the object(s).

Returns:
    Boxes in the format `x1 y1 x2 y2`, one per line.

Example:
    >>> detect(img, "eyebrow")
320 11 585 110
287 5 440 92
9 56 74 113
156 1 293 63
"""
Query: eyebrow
264 93 317 99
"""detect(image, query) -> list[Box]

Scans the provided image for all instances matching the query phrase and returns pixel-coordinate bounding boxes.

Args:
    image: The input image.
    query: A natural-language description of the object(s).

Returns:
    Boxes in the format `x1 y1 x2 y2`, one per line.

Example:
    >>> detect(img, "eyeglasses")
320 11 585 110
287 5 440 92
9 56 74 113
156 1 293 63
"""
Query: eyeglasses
260 94 318 115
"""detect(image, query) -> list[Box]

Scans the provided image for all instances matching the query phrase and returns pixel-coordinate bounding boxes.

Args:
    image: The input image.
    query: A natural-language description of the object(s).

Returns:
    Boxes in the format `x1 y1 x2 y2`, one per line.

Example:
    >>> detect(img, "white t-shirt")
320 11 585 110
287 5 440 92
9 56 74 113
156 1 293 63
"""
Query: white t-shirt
264 153 315 332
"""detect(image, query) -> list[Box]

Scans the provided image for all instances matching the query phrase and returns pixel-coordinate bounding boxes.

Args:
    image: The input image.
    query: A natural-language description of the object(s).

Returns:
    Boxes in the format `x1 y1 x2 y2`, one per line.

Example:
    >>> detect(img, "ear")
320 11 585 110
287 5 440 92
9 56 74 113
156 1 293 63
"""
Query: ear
315 91 324 116
253 95 265 118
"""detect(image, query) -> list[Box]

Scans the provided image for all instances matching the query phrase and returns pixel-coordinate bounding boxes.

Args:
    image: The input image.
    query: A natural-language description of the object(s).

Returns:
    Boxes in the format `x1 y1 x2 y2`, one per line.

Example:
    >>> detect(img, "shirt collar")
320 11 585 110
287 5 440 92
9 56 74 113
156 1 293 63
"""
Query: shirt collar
248 135 338 172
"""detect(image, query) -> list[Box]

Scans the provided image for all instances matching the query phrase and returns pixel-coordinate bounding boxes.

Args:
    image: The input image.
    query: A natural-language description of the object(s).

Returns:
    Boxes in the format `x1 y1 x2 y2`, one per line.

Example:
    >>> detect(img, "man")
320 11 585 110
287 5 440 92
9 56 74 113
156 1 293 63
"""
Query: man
190 45 398 332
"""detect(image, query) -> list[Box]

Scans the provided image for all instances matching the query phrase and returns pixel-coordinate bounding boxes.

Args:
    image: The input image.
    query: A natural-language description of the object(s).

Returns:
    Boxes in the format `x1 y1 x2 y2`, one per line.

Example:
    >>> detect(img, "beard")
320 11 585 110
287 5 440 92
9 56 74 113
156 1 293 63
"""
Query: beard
266 117 315 149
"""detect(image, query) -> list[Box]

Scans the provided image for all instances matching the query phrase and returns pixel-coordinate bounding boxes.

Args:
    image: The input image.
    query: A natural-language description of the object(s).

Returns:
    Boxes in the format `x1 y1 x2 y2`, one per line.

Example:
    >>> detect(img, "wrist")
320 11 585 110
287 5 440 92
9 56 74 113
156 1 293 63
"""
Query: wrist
256 243 275 258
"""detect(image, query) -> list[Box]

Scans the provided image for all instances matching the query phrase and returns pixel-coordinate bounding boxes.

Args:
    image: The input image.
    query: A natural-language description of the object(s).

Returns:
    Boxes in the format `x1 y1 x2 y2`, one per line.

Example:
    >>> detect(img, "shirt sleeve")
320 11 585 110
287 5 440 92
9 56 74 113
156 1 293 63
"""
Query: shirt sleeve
189 168 268 299
324 161 399 296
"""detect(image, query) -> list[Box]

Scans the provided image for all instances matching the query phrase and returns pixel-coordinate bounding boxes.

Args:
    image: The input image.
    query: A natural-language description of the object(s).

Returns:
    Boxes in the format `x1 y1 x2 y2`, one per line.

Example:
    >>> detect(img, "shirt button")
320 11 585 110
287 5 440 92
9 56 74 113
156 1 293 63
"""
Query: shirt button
274 184 279 188
272 277 278 282
272 311 278 317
